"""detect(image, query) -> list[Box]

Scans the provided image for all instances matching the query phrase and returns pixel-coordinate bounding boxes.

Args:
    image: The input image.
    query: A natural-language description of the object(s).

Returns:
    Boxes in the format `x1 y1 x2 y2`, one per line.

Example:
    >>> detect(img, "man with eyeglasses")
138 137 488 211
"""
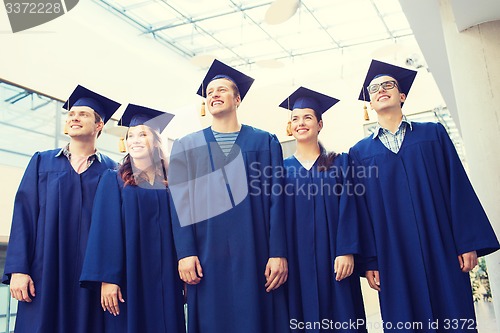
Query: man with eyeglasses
349 60 499 332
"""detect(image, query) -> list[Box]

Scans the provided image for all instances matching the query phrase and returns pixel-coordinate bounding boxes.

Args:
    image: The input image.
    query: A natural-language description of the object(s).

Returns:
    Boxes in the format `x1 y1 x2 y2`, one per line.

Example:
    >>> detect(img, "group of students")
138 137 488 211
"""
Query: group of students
2 58 499 333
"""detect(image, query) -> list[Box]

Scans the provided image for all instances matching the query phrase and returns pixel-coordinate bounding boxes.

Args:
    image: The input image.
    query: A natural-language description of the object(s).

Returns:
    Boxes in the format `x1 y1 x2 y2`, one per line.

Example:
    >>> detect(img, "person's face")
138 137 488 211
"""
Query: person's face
368 75 406 113
205 78 241 117
126 125 156 161
290 108 323 143
66 106 103 138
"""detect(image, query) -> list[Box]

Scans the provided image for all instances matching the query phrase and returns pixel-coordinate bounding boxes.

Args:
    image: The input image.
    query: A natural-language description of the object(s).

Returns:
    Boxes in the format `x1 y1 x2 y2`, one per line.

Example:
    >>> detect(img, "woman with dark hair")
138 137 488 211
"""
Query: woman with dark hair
280 87 372 333
80 104 185 333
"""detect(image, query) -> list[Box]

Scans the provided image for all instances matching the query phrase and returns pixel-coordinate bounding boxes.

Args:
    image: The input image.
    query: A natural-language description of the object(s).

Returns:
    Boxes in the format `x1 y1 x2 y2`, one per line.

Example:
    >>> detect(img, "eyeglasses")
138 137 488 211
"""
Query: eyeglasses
367 80 398 94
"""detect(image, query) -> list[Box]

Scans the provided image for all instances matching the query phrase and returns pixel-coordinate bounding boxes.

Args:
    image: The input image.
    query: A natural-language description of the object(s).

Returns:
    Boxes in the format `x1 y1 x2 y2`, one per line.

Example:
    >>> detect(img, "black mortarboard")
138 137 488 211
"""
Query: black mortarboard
279 86 340 114
358 59 417 103
63 85 121 123
119 104 174 134
196 59 255 100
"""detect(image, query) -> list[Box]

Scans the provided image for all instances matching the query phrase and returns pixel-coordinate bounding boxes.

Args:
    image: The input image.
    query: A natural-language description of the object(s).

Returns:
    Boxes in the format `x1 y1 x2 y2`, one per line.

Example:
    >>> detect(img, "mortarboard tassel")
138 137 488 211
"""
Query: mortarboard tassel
118 115 127 153
286 121 293 136
362 86 370 121
64 95 70 134
119 137 126 153
286 96 293 136
200 100 206 117
200 80 206 117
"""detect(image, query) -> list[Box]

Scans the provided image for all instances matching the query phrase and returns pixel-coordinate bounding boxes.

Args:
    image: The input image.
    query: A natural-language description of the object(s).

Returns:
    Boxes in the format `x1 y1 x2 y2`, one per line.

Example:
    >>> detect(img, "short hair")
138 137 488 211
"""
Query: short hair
222 78 241 99
94 111 103 138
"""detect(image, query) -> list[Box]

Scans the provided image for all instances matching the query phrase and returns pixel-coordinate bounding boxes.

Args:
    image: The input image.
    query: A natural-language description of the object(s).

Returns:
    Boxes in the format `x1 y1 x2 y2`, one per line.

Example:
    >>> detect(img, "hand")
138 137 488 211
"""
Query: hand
10 273 35 302
366 270 381 291
334 254 354 281
101 282 124 316
178 256 203 285
264 257 288 292
458 251 478 272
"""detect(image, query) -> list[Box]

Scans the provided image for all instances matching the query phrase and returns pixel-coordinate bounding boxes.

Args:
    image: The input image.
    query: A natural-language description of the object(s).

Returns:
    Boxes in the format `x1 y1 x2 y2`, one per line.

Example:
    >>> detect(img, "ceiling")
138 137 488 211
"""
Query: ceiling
1 0 466 168
94 0 414 69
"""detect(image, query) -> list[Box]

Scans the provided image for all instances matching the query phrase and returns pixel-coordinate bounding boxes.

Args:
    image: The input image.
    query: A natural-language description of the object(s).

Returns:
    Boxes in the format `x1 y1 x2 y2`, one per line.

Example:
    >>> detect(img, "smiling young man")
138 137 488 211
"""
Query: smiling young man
2 85 120 333
349 60 499 332
168 59 289 333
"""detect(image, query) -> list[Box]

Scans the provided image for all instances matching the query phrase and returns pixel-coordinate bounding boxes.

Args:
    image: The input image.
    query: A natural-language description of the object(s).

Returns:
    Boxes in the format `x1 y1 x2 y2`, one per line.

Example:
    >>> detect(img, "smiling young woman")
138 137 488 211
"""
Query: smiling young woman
80 104 185 333
279 86 374 333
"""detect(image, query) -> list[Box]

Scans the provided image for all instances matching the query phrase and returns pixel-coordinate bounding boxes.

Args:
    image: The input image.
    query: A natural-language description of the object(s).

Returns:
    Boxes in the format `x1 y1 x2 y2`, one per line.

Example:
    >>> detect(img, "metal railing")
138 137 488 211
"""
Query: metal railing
0 284 16 333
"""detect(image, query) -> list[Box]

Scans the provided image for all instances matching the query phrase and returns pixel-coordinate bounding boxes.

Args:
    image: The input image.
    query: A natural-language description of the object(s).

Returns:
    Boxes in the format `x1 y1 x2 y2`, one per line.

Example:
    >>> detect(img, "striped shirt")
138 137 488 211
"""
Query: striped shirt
372 116 413 153
212 129 239 156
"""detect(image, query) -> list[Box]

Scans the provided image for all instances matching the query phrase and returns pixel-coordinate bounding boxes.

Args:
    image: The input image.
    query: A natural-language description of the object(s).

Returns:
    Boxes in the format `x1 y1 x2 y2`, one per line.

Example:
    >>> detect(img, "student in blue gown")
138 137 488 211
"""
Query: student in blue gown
2 85 120 333
349 59 500 332
80 104 185 333
279 87 369 333
168 59 289 333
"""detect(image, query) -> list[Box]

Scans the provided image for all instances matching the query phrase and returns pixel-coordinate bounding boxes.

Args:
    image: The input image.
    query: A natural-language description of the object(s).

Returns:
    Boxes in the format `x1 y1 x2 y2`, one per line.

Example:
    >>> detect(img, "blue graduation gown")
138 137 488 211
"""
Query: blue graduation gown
2 149 116 333
284 154 367 333
79 170 185 333
349 122 500 332
168 125 289 333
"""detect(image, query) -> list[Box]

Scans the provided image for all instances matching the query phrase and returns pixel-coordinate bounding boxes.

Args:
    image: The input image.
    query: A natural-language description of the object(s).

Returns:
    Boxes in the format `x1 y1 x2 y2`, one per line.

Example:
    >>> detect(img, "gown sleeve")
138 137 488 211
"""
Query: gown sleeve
335 154 362 257
268 134 287 258
436 122 499 257
347 149 378 273
80 170 125 289
2 153 41 284
168 139 198 260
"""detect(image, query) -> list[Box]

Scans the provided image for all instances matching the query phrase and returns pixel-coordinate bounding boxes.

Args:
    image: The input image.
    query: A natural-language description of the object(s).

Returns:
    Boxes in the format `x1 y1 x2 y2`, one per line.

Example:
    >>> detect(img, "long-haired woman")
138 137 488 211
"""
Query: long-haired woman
80 104 185 333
